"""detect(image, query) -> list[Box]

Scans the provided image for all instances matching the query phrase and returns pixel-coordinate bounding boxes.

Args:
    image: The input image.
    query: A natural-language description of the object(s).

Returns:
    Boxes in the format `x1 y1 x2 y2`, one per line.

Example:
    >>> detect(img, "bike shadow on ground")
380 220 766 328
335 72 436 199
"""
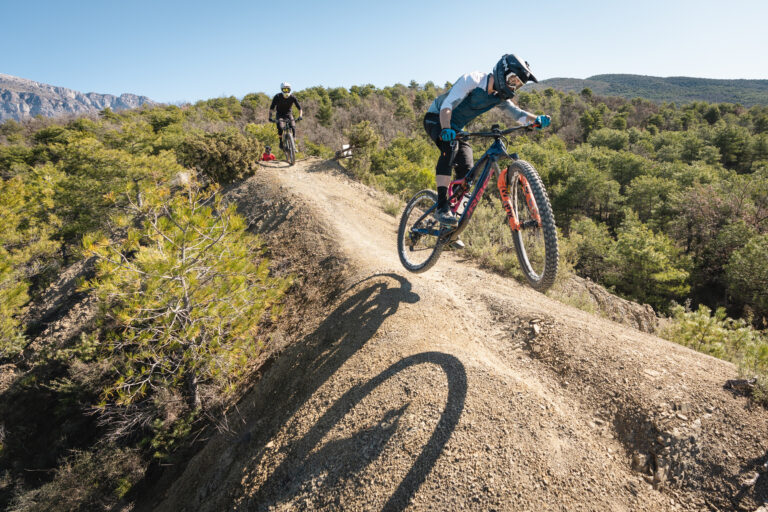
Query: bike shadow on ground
230 273 467 511
258 161 291 169
246 351 468 511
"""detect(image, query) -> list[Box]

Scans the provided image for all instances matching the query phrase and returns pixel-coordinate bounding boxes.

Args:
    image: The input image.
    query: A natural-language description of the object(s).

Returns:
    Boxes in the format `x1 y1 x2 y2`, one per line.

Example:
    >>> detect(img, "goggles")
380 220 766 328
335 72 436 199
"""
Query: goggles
281 87 291 93
506 73 523 90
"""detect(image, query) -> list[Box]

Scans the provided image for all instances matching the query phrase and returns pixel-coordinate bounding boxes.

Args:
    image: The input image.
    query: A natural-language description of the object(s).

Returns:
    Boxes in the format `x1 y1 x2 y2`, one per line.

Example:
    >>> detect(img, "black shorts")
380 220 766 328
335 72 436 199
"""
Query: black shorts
276 116 295 136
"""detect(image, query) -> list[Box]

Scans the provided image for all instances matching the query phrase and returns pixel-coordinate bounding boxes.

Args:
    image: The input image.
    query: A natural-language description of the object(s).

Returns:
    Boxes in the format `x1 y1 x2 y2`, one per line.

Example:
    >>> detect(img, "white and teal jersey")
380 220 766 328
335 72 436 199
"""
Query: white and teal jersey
427 71 531 130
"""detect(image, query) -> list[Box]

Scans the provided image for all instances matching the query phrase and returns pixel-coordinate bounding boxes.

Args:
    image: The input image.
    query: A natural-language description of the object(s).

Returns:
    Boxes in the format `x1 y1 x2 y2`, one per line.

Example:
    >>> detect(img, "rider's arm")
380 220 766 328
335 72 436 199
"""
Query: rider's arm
269 95 278 120
293 96 303 118
501 99 536 125
439 107 452 129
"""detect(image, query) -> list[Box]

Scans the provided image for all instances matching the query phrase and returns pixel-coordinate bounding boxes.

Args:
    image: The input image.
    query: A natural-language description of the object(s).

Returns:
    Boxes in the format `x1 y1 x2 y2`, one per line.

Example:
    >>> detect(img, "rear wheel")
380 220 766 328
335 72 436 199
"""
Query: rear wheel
507 160 558 291
397 189 446 273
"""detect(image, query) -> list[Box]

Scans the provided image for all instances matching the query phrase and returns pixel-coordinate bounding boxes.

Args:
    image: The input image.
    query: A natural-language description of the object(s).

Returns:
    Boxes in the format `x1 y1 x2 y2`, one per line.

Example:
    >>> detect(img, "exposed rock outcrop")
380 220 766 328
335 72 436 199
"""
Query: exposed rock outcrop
0 73 156 122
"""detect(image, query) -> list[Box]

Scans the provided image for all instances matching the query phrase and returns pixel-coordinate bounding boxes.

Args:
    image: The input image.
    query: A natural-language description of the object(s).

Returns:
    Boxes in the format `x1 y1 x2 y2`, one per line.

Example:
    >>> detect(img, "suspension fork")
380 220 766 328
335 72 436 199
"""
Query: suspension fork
497 165 542 231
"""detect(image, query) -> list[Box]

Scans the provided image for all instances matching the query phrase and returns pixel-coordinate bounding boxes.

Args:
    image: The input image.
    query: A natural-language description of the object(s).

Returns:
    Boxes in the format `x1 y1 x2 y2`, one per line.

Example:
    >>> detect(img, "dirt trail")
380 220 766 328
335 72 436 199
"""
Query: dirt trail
153 158 768 511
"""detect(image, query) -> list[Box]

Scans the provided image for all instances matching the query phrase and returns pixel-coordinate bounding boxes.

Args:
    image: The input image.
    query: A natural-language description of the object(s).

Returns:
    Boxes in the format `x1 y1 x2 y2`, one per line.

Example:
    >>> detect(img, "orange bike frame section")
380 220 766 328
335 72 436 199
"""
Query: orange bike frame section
497 167 541 232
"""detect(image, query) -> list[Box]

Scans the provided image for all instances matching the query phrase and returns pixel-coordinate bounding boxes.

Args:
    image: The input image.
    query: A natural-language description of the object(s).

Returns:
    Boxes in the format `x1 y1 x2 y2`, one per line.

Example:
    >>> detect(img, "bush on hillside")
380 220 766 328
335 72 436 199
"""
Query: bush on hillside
178 128 261 184
662 303 768 404
725 234 768 323
82 183 292 441
0 168 62 358
603 211 690 311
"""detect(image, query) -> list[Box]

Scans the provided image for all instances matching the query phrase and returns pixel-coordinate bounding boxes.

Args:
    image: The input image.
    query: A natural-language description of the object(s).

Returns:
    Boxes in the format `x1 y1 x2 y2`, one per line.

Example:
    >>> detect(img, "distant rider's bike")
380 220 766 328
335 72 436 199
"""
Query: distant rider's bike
273 116 301 166
397 123 559 291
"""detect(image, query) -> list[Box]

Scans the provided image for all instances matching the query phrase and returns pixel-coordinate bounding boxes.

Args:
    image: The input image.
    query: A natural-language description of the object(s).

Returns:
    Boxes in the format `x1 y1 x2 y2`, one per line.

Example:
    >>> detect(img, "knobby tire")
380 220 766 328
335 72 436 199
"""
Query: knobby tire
286 133 296 166
397 189 446 273
507 160 559 291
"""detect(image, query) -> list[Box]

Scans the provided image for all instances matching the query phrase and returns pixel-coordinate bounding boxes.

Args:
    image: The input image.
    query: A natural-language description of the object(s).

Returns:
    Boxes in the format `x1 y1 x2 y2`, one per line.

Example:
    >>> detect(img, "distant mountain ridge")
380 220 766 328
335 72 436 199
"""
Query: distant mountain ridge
0 73 156 122
526 74 768 106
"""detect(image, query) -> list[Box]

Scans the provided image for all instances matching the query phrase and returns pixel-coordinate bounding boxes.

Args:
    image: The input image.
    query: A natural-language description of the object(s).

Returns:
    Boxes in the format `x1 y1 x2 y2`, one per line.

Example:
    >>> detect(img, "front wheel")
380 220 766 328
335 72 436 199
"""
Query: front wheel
285 133 296 166
397 189 445 273
507 160 559 291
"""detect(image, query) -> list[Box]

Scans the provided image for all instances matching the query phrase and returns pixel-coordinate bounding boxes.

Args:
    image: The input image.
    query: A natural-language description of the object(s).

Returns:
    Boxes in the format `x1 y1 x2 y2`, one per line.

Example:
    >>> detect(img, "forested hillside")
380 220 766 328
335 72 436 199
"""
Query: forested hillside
528 74 768 106
1 80 767 509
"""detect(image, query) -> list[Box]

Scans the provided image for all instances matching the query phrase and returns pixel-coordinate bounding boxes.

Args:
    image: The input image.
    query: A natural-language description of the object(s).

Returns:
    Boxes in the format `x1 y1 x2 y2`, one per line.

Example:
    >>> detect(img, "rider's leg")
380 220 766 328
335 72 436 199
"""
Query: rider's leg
276 119 285 149
453 140 474 181
424 114 453 210
289 117 296 138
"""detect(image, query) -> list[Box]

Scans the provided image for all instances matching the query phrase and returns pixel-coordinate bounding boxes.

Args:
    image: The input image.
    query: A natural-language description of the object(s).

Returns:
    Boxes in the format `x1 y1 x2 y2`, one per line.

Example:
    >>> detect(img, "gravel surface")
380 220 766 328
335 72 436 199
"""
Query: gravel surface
151 158 768 512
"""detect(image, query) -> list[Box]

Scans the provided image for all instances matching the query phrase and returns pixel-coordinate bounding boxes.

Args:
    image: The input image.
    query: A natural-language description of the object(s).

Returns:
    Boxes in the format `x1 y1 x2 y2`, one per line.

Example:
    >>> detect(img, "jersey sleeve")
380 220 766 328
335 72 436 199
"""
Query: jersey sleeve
293 96 302 110
500 99 533 124
269 95 278 110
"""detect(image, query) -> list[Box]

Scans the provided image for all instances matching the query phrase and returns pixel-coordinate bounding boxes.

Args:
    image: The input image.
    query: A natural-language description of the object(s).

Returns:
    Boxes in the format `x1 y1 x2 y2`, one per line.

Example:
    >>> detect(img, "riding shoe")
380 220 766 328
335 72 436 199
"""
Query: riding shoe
435 206 458 226
449 238 465 250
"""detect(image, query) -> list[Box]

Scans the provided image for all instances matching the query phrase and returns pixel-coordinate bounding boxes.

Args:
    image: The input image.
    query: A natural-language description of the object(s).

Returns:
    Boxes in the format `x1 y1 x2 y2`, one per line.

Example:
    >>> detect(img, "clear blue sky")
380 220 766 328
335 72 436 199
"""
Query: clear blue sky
2 0 767 103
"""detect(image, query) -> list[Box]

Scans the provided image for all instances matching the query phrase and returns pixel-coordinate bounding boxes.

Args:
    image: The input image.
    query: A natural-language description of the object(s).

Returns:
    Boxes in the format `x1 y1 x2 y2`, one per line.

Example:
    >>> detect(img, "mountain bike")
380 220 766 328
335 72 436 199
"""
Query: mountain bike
274 117 301 166
396 124 559 292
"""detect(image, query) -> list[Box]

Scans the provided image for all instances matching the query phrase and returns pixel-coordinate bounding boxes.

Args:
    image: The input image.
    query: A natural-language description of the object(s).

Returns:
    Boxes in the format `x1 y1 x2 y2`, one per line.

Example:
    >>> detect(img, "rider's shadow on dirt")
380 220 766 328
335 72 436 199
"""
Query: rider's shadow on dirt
233 273 467 511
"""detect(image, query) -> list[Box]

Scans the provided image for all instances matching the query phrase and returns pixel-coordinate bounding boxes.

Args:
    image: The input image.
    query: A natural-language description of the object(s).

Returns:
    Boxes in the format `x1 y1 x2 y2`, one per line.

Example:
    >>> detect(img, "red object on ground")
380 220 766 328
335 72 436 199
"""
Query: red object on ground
262 153 276 161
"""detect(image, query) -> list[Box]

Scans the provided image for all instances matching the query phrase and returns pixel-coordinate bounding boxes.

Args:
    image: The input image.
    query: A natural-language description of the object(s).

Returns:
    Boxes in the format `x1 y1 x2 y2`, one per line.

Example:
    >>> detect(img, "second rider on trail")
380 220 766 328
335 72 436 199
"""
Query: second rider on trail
423 54 551 228
269 81 303 150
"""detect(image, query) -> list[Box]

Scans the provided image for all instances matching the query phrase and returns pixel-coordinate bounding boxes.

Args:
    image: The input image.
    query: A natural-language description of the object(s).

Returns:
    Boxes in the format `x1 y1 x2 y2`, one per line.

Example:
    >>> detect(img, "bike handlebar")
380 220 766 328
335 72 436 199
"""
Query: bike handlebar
269 117 302 123
456 123 538 140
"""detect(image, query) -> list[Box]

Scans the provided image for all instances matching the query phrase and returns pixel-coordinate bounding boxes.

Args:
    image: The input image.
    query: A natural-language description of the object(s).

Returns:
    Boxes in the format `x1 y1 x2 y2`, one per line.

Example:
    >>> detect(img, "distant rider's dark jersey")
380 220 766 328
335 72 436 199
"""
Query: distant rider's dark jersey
270 94 302 118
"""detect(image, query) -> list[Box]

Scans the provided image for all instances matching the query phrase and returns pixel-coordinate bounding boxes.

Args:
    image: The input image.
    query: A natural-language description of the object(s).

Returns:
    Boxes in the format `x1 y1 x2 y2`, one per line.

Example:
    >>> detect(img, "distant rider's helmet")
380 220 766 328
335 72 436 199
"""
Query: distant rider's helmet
265 145 272 152
280 82 292 98
492 54 538 99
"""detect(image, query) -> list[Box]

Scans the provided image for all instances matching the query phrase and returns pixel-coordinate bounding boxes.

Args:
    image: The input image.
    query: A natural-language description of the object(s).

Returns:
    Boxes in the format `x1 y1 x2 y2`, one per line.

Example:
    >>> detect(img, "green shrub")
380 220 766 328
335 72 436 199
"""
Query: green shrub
8 448 145 512
568 217 614 282
244 122 280 150
178 128 261 184
372 162 434 199
56 137 182 243
588 128 629 151
83 183 292 440
604 211 690 310
0 168 63 358
662 303 768 404
725 234 768 321
303 139 335 159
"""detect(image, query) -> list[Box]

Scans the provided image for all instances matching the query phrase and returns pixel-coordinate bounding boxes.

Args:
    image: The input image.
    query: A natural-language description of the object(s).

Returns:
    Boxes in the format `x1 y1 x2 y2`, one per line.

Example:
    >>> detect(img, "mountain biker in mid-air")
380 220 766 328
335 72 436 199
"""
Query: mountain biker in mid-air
424 54 551 229
269 82 303 150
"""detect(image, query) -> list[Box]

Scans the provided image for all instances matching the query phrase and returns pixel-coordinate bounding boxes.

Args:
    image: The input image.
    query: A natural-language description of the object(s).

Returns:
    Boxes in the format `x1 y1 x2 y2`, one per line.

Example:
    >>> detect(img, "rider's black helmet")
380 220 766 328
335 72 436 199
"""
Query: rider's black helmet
492 54 538 99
